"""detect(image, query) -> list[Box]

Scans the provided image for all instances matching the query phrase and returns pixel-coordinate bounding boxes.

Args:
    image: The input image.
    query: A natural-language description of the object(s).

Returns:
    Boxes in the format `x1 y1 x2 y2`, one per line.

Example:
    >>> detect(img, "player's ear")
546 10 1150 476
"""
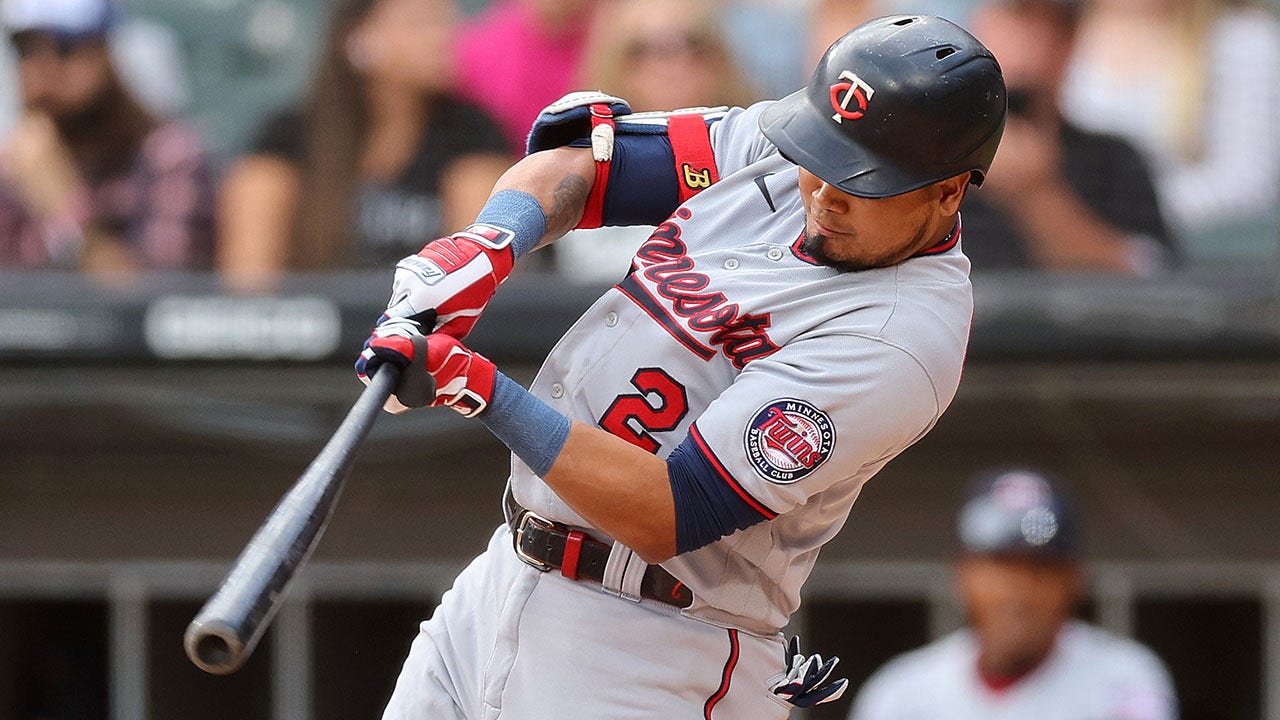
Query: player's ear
935 174 969 216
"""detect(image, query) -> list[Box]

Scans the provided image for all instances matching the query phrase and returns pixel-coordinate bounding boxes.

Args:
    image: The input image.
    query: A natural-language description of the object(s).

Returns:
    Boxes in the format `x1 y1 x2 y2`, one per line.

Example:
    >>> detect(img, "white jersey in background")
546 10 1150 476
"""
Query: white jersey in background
849 620 1178 720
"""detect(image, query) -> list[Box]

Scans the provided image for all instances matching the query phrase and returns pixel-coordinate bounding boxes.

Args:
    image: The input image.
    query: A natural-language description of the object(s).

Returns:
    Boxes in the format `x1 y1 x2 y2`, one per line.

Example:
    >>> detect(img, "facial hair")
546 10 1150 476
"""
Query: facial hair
801 218 933 273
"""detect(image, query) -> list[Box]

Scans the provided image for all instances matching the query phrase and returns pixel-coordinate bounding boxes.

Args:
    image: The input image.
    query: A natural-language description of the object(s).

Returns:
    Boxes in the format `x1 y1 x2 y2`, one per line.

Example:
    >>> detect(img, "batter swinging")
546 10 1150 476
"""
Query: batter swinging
356 15 1007 719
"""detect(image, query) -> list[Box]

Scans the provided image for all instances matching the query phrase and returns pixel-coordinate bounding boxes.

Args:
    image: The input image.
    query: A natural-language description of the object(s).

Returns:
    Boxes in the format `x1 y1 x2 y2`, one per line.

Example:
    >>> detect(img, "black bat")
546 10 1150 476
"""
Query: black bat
184 365 402 675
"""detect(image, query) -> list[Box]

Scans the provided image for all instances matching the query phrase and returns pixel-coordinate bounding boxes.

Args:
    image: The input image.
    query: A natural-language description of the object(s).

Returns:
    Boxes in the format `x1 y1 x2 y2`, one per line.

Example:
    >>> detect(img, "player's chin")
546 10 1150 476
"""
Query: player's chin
802 232 896 273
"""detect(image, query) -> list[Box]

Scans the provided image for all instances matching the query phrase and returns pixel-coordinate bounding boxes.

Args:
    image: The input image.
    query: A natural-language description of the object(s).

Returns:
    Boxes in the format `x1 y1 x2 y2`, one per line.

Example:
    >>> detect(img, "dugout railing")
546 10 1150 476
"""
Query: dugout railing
0 559 1276 719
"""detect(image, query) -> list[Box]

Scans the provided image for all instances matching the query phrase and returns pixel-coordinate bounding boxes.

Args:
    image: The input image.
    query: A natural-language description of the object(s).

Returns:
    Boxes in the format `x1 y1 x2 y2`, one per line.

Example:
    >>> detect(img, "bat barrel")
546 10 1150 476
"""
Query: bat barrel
184 366 401 674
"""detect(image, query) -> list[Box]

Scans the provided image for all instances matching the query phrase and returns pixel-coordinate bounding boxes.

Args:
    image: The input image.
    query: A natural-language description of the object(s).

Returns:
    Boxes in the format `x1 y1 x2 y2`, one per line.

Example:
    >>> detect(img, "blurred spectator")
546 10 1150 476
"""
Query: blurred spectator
807 0 883 67
109 16 191 118
961 0 1174 273
0 31 16 137
806 0 984 69
720 0 809 100
1063 0 1280 261
0 0 216 273
555 0 756 282
580 0 757 115
454 0 599 155
217 0 511 285
848 468 1177 720
0 11 191 138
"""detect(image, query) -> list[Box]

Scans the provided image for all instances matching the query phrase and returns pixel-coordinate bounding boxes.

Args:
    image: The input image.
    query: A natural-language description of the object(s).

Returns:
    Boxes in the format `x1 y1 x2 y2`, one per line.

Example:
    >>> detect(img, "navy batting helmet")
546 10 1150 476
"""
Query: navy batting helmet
957 468 1080 559
760 14 1006 198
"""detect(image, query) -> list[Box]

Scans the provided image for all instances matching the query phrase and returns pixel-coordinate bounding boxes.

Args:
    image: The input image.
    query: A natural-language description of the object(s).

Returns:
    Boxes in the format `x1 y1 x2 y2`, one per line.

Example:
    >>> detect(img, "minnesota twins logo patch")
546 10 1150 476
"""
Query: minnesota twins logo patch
744 399 835 484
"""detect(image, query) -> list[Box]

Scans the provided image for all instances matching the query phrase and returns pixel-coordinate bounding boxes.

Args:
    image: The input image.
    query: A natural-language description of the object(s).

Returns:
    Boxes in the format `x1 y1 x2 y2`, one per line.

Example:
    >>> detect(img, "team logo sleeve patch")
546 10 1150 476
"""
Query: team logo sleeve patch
743 399 836 484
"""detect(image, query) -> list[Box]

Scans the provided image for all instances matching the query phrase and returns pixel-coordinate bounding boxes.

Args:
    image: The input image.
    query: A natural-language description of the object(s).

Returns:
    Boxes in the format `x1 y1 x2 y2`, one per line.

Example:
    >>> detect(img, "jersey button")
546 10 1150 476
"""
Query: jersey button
723 258 740 270
605 311 619 327
551 383 565 398
767 247 784 261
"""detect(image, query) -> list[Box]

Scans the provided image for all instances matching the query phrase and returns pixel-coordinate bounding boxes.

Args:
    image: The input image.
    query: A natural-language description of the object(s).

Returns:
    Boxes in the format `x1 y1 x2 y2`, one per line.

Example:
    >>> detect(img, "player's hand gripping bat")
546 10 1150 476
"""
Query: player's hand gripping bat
184 365 403 674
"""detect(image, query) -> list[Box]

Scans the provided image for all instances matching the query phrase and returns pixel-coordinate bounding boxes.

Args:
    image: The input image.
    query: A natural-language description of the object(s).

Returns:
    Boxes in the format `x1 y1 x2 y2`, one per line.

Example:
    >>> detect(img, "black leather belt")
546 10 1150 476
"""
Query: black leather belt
505 493 693 609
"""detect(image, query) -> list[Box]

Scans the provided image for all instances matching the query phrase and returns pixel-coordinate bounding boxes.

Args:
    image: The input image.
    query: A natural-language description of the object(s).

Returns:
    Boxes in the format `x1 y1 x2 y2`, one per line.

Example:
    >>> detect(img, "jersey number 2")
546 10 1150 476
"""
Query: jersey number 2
599 368 689 454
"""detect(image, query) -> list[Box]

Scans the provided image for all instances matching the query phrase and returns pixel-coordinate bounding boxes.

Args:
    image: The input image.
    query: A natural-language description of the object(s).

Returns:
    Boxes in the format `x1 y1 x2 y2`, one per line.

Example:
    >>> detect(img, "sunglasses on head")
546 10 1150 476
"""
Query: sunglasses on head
9 29 101 59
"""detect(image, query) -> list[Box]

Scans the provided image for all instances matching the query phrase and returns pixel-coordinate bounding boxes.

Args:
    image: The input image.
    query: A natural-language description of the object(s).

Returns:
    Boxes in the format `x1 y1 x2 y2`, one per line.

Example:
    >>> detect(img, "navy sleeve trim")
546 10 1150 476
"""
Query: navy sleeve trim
689 425 778 519
668 424 776 555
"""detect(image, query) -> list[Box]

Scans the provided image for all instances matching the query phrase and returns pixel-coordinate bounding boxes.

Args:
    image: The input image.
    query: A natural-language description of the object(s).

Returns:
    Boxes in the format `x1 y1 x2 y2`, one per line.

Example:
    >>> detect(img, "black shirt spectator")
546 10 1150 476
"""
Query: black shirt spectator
961 123 1174 269
250 96 508 268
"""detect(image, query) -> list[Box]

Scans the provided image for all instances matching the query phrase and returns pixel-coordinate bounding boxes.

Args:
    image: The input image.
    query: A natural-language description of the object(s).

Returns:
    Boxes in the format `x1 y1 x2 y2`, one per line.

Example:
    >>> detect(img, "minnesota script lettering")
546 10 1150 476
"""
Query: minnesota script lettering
628 210 779 369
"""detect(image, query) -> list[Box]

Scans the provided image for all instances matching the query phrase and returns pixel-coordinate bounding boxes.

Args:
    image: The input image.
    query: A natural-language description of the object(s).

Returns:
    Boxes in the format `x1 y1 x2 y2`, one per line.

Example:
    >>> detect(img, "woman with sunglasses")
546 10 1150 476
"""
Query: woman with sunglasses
553 0 758 283
0 0 215 273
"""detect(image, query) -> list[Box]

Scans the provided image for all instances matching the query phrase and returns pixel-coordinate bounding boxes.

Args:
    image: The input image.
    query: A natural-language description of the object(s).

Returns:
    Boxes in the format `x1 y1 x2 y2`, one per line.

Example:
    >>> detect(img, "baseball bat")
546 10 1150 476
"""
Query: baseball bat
184 365 402 675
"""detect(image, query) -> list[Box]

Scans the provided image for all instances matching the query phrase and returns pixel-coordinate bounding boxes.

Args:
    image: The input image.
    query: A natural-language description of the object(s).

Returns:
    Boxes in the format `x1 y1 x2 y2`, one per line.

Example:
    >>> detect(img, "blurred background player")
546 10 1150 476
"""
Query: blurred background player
1062 0 1280 262
960 0 1175 274
0 0 215 274
848 467 1177 720
216 0 511 287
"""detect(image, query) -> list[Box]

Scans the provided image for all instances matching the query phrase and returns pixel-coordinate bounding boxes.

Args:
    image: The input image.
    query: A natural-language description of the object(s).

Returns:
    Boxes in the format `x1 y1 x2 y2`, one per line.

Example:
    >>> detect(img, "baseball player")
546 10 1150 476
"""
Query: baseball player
355 15 1006 719
848 468 1177 720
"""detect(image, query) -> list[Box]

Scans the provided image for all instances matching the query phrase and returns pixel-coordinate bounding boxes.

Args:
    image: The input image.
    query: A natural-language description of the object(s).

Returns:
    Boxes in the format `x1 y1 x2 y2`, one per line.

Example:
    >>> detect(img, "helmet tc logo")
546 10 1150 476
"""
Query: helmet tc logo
829 70 876 123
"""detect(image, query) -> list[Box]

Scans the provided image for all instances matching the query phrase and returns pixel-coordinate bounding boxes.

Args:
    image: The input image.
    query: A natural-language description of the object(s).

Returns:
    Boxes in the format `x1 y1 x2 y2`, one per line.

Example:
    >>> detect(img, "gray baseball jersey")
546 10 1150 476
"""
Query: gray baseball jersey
510 101 974 636
848 620 1178 720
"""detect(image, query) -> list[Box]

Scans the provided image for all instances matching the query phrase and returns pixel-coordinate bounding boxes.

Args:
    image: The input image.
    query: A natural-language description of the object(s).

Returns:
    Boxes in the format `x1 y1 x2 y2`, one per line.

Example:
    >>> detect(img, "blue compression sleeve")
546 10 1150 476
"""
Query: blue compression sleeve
479 372 571 477
474 190 547 259
667 430 771 554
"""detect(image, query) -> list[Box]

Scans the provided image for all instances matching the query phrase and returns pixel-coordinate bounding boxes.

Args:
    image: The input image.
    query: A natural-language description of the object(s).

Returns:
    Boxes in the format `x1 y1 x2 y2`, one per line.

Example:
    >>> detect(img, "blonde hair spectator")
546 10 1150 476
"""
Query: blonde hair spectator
579 0 757 112
1063 0 1280 260
554 0 757 284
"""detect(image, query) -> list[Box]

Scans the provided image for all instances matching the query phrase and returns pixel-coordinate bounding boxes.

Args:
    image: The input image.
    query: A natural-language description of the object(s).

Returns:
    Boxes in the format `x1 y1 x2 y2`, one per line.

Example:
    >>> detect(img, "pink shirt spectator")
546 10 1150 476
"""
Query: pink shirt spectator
454 0 594 155
0 120 215 271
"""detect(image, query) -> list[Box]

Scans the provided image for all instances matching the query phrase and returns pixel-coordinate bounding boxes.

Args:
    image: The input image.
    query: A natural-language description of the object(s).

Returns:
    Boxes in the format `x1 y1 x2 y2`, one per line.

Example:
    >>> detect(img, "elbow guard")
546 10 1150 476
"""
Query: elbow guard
526 92 729 228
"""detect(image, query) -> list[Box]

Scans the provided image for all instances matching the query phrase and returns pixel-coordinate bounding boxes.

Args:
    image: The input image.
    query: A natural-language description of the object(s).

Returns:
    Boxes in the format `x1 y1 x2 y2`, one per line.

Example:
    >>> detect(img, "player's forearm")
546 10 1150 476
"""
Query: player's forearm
489 146 596 248
468 371 679 563
541 422 678 564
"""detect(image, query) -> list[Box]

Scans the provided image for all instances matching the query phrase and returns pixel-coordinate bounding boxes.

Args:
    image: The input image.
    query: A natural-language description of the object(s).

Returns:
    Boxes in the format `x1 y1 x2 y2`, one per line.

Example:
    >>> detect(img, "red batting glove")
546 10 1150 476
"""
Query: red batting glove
422 332 497 418
358 319 496 417
383 223 516 338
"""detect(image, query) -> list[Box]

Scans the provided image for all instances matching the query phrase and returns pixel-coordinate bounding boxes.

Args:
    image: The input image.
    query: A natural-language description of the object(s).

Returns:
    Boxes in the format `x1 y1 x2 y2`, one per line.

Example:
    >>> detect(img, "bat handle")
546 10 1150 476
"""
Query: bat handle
183 364 401 674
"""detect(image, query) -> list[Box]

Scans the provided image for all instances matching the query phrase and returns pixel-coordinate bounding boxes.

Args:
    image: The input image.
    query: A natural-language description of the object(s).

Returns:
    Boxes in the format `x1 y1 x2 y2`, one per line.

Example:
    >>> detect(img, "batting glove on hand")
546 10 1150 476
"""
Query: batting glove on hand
357 319 496 417
382 223 516 338
768 635 849 709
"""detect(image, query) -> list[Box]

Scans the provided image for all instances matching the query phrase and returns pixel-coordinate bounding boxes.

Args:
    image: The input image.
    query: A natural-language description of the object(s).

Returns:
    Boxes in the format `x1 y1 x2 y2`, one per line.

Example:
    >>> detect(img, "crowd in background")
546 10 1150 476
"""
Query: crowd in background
0 0 1277 284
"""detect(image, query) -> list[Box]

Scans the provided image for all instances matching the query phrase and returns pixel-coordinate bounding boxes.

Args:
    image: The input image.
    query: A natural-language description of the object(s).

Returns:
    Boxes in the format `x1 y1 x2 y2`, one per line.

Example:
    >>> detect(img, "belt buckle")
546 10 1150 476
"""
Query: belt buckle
512 509 554 572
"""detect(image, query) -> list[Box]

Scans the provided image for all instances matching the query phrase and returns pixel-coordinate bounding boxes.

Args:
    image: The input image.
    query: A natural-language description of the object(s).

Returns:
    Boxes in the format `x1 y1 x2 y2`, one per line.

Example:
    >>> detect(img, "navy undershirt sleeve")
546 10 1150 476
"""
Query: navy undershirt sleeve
569 134 680 226
667 431 771 554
